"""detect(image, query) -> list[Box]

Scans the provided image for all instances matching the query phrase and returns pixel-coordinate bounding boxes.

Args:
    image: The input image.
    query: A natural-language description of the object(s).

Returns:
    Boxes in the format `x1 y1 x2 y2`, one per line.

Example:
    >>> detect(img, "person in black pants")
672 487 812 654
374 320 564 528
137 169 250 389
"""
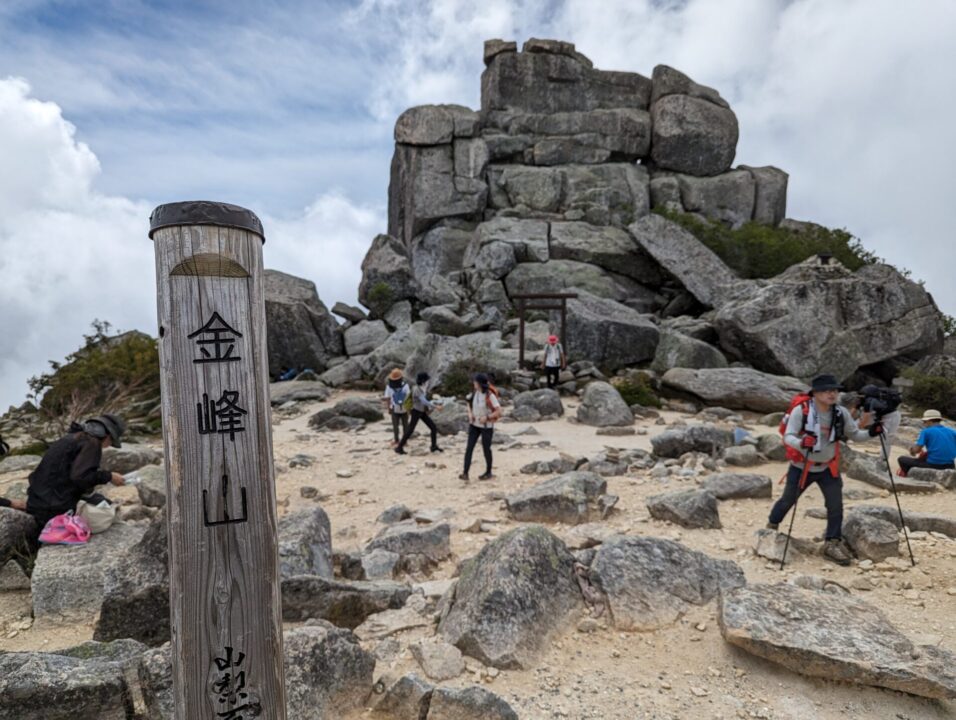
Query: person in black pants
395 373 443 454
460 373 501 483
541 335 565 389
898 409 956 475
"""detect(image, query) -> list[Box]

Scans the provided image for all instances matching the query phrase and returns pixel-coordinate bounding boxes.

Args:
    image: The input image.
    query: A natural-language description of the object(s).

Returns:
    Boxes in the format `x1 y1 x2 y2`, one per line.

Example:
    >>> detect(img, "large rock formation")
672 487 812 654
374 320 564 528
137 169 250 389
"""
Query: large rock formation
264 269 344 376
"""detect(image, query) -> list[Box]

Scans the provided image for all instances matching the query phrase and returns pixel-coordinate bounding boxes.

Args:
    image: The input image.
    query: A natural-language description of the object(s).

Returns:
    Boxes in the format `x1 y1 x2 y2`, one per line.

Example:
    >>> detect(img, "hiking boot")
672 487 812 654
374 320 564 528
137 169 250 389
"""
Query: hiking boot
823 539 852 566
430 446 444 453
395 447 406 455
766 522 779 531
458 472 469 483
478 472 494 481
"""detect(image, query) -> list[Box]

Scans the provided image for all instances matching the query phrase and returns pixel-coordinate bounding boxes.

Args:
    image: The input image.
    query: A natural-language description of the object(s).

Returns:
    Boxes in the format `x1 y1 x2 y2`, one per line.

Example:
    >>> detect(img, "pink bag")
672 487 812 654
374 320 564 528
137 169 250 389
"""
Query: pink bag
39 512 91 545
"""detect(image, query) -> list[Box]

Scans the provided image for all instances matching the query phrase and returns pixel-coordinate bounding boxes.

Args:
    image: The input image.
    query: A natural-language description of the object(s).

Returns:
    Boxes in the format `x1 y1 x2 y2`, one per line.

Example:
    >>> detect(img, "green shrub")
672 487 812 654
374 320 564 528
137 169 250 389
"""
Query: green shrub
653 208 884 279
367 282 394 316
439 358 488 398
901 369 956 418
28 320 160 424
8 440 49 457
612 375 661 408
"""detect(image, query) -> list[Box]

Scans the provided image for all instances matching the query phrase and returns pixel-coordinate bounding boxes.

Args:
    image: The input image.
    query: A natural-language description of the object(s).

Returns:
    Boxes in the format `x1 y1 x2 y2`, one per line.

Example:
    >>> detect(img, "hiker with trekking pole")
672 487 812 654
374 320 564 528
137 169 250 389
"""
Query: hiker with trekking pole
769 374 881 567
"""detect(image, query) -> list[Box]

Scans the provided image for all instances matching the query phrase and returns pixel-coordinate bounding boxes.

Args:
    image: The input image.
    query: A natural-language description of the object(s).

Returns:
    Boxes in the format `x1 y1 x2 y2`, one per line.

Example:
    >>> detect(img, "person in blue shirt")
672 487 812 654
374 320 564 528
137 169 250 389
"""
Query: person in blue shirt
898 409 956 475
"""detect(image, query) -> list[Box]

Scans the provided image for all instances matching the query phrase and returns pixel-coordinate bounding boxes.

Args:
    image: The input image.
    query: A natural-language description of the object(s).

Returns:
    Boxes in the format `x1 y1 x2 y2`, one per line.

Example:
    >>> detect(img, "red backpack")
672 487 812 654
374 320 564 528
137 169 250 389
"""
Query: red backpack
778 393 841 474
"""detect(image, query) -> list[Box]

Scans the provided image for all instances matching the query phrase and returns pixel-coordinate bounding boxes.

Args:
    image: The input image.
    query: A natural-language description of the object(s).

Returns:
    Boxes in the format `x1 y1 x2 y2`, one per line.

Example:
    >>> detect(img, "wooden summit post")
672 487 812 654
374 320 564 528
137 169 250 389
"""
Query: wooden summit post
150 201 286 720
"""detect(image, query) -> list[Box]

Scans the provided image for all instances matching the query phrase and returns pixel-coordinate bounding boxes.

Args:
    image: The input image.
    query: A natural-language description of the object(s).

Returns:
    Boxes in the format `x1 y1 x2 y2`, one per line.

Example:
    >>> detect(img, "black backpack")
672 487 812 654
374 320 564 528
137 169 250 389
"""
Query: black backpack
0 435 8 457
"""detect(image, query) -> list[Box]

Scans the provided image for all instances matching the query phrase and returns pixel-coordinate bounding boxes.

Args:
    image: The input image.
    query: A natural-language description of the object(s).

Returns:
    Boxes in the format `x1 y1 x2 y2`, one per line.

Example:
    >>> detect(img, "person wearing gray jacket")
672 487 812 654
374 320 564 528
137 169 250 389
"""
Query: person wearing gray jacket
395 373 443 455
767 374 878 565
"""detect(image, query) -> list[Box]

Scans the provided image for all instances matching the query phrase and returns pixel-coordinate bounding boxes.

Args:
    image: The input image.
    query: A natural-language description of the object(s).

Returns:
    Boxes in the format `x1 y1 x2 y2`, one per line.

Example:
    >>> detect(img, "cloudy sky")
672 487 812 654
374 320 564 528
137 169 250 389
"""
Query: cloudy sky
1 0 954 410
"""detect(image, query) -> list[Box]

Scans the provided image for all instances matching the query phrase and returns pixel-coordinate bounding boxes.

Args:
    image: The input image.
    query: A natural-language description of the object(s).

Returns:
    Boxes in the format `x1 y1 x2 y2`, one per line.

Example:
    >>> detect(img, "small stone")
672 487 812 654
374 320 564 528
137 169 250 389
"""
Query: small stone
690 686 709 697
299 486 319 499
336 469 354 478
577 618 600 633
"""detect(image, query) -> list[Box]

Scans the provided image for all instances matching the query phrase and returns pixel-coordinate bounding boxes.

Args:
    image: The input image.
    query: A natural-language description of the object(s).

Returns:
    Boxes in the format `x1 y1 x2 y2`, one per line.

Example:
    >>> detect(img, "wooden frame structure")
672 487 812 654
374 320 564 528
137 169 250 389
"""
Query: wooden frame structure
512 292 578 368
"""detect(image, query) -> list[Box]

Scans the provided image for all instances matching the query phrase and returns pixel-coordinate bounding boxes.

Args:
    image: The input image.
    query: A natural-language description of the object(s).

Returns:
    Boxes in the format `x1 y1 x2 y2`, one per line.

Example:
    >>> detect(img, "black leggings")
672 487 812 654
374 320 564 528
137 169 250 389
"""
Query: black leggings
397 410 438 450
769 464 844 540
463 425 494 475
545 366 560 388
898 456 954 475
391 412 409 443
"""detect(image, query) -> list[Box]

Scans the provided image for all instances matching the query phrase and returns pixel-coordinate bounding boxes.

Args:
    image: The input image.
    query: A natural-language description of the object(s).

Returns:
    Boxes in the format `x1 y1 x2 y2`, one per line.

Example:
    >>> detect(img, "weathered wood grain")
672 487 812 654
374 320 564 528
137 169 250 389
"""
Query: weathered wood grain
153 219 286 720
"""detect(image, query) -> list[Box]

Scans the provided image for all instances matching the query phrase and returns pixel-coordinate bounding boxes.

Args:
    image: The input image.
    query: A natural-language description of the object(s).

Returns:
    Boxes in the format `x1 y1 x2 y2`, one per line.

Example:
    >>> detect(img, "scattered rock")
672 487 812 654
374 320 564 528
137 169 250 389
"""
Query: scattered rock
439 526 581 669
269 381 332 405
842 512 900 562
372 673 433 718
281 575 412 627
0 507 37 567
661 367 805 414
0 454 41 475
100 444 161 474
513 388 563 417
723 445 762 467
278 507 334 580
505 471 607 525
427 685 518 720
651 424 733 458
646 489 721 529
719 583 956 699
576 381 633 427
410 639 466 681
133 464 166 508
367 521 451 572
701 473 772 500
378 504 414 524
590 535 745 630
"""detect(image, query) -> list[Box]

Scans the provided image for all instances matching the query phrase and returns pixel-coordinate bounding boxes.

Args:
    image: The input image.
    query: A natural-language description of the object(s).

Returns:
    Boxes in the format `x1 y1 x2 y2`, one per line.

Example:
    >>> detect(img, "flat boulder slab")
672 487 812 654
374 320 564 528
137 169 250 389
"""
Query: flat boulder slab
278 507 333 580
367 520 452 573
94 517 169 646
0 454 41 475
628 214 738 308
842 512 900 562
269 380 332 405
281 575 411 627
564 290 660 370
505 471 607 525
438 526 582 669
646 489 721 529
410 639 466 681
651 423 733 458
576 381 633 427
0 639 147 720
661 367 805 414
650 329 728 375
752 528 816 564
908 467 956 490
32 522 145 625
848 504 956 539
427 686 519 720
719 583 956 700
841 445 941 494
701 473 772 500
513 388 564 418
590 535 745 631
372 673 434 718
100 444 162 474
0 507 37 565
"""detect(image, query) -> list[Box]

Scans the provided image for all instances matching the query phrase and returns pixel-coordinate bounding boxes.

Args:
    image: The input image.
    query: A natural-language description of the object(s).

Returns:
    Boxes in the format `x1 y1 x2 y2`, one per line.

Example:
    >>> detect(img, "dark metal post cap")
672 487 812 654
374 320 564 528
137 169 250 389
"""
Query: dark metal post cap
149 201 265 243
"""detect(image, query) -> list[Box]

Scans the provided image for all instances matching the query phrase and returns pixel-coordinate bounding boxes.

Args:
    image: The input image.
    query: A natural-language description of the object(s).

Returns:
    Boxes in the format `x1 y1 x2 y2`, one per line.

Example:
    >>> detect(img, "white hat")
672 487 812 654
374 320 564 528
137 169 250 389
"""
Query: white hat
922 409 943 421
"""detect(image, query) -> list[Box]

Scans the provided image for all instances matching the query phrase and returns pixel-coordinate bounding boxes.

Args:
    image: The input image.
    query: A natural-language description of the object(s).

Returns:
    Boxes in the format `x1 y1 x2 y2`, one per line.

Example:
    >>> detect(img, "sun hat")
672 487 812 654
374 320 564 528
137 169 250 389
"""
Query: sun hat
548 335 558 344
84 413 126 448
809 374 843 394
922 409 943 422
388 368 404 381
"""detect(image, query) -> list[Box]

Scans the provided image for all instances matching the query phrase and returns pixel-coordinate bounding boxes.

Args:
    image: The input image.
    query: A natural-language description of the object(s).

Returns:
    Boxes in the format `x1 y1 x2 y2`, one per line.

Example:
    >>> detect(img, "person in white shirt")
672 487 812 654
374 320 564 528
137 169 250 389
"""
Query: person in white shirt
459 373 501 483
541 334 566 389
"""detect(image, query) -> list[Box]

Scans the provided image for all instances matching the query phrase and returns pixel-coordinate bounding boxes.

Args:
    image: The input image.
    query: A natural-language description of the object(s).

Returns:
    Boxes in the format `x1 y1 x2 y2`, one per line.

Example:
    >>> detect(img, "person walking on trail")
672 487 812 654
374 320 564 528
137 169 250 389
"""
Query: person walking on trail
541 335 566 389
459 373 501 483
383 368 412 446
396 372 444 455
898 409 956 476
14 415 126 541
767 374 879 566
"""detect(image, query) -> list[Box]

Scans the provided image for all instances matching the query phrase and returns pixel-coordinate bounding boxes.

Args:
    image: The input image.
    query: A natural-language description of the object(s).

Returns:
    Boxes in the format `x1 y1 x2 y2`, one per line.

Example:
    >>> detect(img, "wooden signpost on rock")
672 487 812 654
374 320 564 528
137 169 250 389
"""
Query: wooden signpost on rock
150 201 287 720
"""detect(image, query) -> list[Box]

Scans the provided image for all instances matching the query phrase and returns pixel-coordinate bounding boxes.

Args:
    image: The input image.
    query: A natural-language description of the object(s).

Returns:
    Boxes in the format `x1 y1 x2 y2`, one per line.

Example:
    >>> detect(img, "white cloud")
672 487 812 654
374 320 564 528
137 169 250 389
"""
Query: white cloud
0 78 381 411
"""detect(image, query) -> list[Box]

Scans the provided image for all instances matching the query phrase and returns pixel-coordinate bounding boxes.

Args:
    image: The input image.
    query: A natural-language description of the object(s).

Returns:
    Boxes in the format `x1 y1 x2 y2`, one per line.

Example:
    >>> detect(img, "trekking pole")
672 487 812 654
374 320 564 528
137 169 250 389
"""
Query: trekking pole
780 448 814 570
878 430 916 566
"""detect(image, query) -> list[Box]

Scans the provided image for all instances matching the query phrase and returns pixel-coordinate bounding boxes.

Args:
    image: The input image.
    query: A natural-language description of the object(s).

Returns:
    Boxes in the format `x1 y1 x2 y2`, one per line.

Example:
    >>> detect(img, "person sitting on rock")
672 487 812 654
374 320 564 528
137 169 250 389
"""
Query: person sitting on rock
382 368 412 446
395 372 444 455
460 373 501 483
24 414 127 538
541 335 566 389
768 374 878 566
898 409 956 476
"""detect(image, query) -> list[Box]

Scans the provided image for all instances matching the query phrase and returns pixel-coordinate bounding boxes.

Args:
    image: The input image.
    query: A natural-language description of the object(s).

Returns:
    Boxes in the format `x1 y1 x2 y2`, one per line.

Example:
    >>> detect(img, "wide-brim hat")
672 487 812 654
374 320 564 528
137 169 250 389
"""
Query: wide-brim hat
87 413 125 448
809 374 843 394
922 409 943 421
388 368 404 381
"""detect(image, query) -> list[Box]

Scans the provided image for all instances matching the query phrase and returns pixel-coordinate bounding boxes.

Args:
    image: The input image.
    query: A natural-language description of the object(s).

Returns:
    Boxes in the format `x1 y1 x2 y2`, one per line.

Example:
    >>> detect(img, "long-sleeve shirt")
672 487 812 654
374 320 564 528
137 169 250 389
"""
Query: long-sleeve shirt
784 403 870 469
412 385 435 413
27 432 111 520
